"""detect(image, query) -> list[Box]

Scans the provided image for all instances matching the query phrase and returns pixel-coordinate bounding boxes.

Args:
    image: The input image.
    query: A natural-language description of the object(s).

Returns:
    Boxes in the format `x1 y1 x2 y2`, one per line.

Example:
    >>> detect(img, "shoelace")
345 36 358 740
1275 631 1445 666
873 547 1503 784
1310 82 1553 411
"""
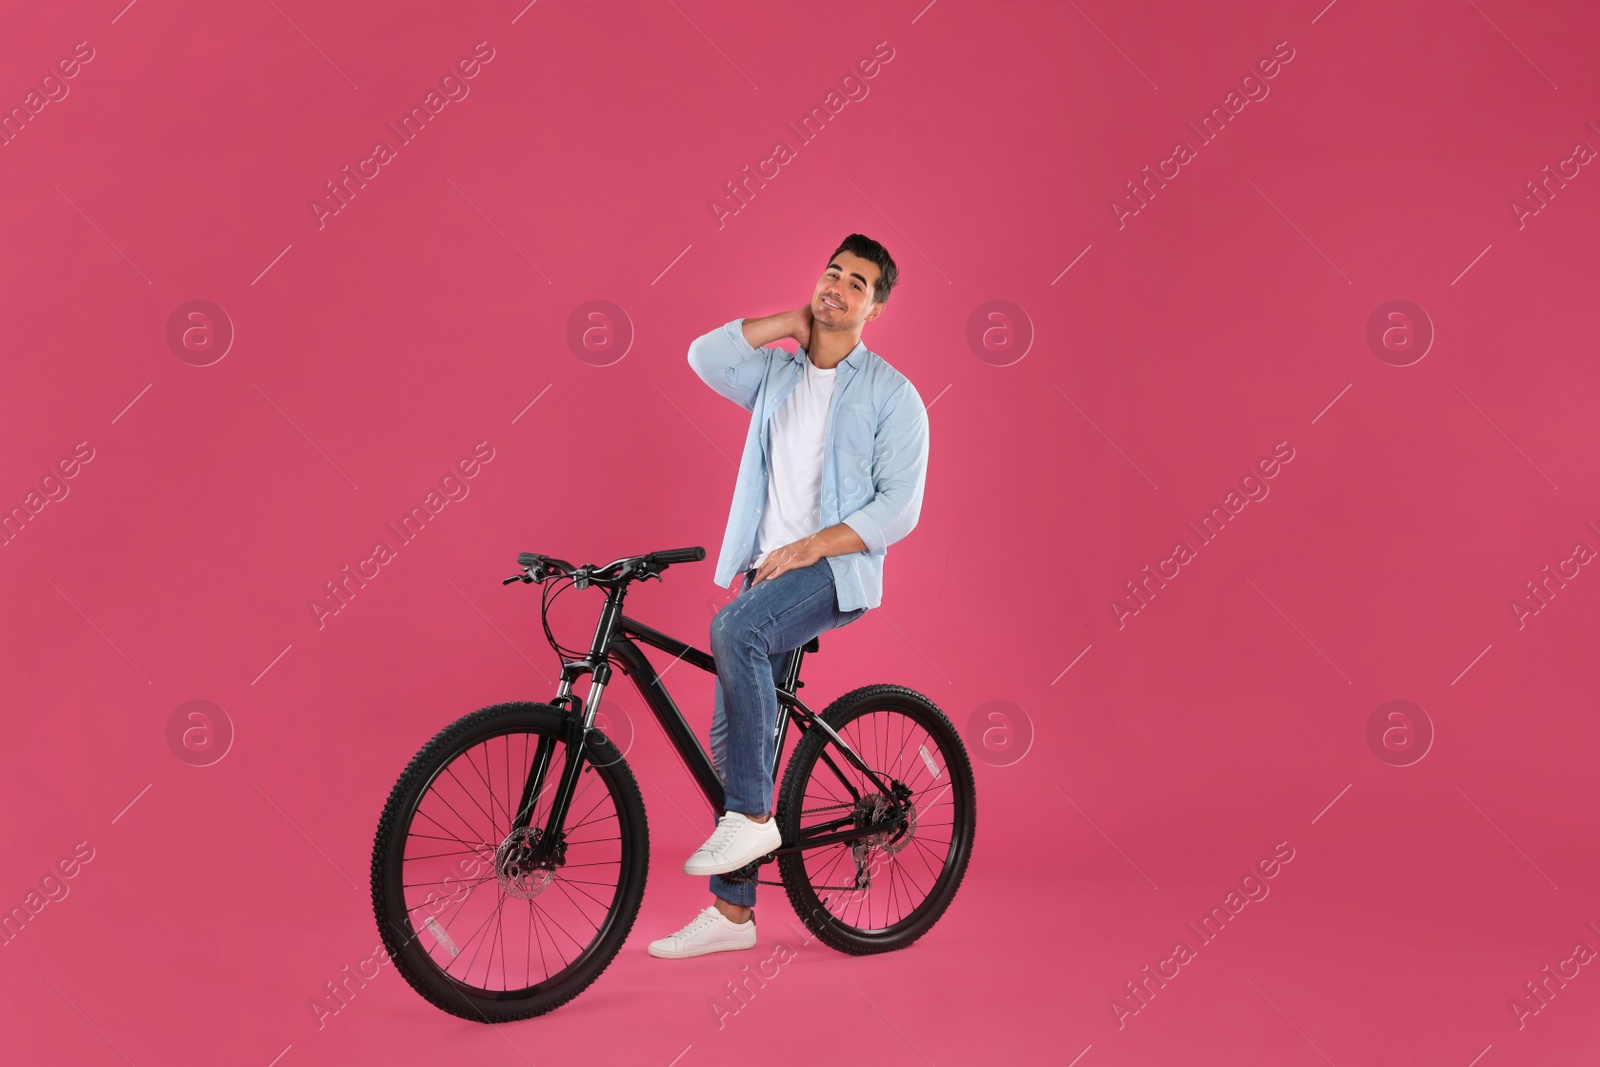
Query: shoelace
700 814 746 853
675 911 718 940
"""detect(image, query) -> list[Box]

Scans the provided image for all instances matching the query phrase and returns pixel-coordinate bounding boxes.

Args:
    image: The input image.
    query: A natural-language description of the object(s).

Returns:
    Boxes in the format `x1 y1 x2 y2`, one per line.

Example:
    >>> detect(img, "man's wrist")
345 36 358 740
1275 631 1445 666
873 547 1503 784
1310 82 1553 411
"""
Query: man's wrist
804 523 868 560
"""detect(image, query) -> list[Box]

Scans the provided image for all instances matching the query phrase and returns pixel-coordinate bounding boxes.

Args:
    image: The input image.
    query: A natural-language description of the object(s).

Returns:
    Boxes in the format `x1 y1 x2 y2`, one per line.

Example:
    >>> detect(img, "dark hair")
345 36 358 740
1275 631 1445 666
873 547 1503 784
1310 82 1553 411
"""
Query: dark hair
828 233 898 304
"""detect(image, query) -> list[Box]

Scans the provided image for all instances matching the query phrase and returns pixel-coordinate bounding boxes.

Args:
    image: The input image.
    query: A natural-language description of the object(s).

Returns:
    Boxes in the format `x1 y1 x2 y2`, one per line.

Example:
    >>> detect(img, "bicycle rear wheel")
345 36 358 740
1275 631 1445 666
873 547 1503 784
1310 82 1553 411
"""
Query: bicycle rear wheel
371 701 648 1022
776 685 976 955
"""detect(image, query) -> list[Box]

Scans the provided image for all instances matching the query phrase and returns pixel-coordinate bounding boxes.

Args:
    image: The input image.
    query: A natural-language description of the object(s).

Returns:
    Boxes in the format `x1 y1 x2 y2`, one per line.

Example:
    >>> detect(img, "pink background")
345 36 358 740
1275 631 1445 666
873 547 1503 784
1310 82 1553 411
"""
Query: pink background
3 1 1599 1064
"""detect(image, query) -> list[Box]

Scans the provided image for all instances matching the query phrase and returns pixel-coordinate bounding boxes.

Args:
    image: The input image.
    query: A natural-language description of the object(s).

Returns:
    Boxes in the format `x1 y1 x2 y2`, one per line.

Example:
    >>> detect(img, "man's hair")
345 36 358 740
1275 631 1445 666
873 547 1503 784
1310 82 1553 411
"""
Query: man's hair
828 234 898 305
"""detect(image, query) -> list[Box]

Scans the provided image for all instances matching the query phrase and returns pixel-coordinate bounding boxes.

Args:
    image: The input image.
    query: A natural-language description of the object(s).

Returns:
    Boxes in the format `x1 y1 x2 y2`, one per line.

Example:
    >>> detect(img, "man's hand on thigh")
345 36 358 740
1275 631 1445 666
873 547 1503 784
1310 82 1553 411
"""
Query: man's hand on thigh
752 524 868 586
750 536 823 586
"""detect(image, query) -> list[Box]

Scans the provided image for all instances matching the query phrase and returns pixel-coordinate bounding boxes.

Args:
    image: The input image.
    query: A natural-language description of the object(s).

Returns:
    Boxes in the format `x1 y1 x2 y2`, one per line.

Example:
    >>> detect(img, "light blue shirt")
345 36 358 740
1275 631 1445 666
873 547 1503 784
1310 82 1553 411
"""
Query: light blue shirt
687 318 930 612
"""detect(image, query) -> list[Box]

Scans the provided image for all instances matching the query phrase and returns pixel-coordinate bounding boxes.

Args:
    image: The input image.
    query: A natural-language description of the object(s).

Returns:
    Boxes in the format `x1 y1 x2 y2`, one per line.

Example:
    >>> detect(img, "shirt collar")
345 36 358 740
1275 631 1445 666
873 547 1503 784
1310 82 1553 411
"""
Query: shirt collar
796 338 868 371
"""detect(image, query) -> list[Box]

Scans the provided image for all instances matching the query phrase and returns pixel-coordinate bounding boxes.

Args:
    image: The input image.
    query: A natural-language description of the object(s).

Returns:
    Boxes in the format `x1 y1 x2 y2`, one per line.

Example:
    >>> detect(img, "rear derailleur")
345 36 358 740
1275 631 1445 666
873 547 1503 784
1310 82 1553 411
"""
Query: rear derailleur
847 783 916 890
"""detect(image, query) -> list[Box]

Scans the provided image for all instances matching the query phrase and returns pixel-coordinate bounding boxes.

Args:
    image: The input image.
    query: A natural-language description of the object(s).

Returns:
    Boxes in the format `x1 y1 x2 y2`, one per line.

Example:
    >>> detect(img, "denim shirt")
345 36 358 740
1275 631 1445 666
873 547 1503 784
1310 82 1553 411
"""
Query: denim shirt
687 318 929 611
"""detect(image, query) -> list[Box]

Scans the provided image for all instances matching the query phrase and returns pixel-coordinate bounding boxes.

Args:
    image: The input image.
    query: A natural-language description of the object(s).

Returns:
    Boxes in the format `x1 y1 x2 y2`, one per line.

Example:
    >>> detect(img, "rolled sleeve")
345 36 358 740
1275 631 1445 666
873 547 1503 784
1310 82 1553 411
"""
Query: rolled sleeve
687 318 770 412
840 384 929 556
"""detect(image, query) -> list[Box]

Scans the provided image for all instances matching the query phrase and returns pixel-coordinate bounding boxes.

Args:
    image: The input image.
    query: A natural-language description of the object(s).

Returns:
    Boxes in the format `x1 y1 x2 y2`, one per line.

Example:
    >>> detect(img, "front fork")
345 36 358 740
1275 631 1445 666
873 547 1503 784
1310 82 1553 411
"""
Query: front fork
509 579 630 867
512 658 610 868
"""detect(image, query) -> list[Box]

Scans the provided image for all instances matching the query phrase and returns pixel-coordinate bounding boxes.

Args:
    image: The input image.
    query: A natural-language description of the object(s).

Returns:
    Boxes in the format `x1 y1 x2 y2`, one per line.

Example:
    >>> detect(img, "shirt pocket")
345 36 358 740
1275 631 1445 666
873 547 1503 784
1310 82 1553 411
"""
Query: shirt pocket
834 402 877 458
833 403 878 507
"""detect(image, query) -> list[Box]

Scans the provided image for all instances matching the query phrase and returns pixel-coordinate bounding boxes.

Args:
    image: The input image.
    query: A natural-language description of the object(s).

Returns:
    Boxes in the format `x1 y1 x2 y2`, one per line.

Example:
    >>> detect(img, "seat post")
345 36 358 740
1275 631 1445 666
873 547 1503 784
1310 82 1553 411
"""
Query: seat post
779 637 818 695
771 643 810 781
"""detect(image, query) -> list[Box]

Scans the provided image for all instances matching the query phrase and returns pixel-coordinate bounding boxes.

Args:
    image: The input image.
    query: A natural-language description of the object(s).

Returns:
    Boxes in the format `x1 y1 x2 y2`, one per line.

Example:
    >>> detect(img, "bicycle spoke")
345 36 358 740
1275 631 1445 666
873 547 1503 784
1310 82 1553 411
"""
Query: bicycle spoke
530 904 572 974
443 763 501 839
459 745 500 837
497 886 512 992
404 846 497 862
557 858 623 869
447 891 507 977
404 872 499 891
408 805 482 849
887 856 908 927
561 783 616 835
418 785 494 853
549 877 608 933
529 897 550 981
462 892 507 984
402 829 493 846
488 891 507 992
530 897 587 957
414 869 496 932
809 844 853 889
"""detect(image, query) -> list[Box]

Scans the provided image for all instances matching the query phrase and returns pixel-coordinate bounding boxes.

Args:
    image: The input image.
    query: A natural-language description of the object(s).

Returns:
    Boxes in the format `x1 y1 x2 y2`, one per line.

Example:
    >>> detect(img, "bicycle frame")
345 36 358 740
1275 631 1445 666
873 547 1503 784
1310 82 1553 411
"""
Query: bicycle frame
511 576 899 868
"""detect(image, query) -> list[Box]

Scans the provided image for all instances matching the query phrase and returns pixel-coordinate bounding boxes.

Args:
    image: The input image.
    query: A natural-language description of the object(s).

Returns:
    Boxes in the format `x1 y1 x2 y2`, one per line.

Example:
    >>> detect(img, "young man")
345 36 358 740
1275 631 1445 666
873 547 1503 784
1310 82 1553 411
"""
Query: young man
647 234 931 959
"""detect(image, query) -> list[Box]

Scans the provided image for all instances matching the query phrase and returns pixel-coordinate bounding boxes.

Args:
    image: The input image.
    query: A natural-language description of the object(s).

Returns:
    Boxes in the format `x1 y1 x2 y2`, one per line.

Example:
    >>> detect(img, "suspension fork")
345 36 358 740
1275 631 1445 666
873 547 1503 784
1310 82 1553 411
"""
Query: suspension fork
511 734 557 833
517 585 625 864
508 670 576 835
513 667 611 866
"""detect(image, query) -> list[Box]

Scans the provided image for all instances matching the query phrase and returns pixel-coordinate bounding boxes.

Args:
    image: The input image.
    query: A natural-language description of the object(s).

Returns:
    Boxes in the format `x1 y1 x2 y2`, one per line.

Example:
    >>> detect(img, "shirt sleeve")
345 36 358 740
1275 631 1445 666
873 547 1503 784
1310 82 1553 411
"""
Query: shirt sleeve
687 318 773 413
839 381 929 556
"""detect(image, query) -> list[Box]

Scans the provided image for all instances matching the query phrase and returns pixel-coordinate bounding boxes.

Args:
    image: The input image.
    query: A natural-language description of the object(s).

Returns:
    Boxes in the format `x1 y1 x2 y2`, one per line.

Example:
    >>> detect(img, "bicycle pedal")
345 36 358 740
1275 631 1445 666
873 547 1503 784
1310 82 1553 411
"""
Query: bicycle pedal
719 858 764 883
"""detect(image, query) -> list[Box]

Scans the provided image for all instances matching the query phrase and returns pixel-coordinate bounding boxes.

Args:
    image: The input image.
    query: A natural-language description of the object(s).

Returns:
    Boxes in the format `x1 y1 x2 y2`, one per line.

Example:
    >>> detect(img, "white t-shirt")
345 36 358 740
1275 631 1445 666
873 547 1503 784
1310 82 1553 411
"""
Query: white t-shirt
753 353 837 568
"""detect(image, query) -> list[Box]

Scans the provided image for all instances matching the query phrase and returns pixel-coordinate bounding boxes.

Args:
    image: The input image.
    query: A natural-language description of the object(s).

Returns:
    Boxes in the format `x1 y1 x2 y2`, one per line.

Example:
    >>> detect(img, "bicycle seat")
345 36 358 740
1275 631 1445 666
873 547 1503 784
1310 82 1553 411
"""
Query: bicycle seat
803 636 820 653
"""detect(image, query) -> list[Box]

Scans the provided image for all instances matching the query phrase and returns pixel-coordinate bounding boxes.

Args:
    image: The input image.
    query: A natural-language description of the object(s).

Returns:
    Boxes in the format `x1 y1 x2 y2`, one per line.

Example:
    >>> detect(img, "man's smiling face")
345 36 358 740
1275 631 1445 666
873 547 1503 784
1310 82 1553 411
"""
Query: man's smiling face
812 251 884 331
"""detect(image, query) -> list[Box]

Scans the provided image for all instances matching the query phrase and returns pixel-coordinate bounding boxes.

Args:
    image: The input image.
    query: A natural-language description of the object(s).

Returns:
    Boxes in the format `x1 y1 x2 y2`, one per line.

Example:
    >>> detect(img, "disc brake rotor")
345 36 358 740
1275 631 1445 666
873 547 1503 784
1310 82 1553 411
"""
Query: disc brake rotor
857 792 916 851
495 827 558 900
847 792 917 888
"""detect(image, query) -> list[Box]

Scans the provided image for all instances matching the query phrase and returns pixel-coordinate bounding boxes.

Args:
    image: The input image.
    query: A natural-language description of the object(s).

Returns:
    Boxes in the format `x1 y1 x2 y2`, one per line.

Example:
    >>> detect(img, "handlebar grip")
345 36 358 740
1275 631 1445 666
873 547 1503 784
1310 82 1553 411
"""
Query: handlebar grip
516 552 541 567
649 546 705 564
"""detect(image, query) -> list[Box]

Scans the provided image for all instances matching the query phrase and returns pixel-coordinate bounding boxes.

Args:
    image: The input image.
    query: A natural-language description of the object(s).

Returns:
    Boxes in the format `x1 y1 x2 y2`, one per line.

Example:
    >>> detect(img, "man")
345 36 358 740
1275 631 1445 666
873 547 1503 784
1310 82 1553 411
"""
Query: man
648 233 930 959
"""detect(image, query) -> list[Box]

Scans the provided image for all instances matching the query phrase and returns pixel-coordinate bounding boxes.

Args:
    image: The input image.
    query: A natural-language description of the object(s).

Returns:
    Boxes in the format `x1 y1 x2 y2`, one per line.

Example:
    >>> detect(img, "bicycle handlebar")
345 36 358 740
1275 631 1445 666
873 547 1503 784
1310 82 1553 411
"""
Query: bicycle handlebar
504 546 705 588
648 546 706 565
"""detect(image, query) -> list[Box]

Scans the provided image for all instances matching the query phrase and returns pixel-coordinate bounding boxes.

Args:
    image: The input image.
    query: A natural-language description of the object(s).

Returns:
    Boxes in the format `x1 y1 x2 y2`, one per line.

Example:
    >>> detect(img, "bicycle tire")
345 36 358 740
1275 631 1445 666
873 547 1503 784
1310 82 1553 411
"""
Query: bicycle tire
775 684 976 955
371 701 648 1022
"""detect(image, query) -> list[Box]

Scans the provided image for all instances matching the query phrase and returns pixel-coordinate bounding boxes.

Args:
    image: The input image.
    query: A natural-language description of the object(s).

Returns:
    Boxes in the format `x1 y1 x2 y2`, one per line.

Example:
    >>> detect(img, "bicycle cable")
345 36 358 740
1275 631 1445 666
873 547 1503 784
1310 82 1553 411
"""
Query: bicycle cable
539 575 593 661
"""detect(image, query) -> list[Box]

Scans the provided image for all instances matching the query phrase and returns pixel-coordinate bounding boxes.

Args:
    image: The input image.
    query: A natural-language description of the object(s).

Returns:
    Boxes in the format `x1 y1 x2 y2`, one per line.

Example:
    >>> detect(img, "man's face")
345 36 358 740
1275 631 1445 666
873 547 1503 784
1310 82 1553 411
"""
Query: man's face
812 252 884 331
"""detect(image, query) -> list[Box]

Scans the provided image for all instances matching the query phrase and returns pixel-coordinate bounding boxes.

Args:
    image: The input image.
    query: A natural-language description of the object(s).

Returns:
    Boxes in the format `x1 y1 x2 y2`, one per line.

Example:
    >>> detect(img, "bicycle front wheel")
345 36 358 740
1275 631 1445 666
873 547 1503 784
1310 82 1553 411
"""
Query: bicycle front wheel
776 684 976 955
371 701 648 1022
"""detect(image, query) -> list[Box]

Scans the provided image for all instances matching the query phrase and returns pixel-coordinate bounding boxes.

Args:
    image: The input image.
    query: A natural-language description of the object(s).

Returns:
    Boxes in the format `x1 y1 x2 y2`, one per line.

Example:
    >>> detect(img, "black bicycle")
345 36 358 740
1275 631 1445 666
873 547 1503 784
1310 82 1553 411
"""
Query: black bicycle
370 546 976 1023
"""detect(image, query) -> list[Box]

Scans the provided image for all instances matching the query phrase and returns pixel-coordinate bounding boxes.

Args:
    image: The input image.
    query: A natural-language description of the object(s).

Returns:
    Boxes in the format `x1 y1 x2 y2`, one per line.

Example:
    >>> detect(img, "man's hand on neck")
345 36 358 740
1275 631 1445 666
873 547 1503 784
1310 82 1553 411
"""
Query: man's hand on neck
737 305 862 370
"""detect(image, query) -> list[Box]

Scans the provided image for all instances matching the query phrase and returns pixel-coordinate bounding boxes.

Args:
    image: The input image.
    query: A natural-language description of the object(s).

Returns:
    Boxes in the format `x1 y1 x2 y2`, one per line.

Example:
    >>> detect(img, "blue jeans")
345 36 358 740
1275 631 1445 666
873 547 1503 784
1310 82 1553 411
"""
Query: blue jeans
707 560 867 907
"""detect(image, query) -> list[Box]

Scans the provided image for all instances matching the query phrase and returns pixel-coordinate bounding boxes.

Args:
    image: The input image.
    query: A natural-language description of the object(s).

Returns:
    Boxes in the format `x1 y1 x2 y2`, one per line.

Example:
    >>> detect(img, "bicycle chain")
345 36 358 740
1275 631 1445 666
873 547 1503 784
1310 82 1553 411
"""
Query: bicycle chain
801 801 854 815
726 797 899 889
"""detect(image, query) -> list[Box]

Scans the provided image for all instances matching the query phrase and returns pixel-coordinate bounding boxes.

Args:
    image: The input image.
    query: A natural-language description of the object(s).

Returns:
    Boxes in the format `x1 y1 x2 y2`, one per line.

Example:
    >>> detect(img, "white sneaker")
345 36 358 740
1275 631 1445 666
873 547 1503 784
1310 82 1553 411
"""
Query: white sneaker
647 905 757 959
683 810 782 876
